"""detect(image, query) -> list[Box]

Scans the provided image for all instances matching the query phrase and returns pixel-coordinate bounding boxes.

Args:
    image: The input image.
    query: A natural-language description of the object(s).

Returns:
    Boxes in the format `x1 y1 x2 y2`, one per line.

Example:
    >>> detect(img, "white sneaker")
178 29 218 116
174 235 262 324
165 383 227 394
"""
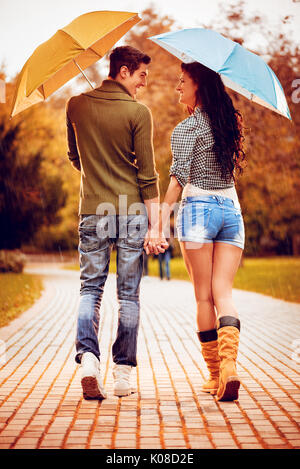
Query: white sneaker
80 352 107 400
113 364 132 396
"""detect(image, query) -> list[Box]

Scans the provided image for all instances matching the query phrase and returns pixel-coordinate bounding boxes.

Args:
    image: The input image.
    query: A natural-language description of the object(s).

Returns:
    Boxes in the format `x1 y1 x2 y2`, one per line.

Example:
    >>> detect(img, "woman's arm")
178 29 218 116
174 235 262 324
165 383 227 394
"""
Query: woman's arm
161 176 182 236
143 177 181 255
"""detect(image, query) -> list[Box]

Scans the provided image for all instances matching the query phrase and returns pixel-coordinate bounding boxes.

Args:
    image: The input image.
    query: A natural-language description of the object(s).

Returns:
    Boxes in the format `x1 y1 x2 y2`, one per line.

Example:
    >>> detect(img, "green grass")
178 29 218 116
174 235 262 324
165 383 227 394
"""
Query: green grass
63 255 300 304
147 256 190 281
233 257 300 303
0 273 44 328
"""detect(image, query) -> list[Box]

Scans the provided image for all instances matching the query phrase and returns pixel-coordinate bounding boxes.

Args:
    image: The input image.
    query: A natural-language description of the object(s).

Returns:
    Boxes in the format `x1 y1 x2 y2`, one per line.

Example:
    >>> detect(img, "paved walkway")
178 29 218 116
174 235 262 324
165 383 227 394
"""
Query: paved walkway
0 264 299 449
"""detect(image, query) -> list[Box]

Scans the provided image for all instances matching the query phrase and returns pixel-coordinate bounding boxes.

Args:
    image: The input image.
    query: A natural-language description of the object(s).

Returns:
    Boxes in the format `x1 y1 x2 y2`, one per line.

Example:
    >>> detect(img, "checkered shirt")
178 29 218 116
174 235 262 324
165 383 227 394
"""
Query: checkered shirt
169 107 234 189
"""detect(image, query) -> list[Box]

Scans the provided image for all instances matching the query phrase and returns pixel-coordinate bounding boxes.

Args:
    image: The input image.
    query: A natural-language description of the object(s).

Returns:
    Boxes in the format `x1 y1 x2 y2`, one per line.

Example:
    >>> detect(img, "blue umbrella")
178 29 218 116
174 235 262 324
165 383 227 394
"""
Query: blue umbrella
148 28 291 120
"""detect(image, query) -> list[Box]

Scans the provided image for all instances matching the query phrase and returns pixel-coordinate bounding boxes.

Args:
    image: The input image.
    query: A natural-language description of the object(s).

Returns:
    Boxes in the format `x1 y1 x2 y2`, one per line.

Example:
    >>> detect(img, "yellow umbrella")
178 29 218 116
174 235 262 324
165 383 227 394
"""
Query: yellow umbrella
10 10 141 117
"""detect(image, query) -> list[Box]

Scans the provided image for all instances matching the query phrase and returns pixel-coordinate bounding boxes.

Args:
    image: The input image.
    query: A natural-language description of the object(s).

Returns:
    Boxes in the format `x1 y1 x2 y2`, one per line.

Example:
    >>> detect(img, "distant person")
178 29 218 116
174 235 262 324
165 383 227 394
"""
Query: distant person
143 251 149 277
158 62 246 401
66 46 167 400
158 240 173 280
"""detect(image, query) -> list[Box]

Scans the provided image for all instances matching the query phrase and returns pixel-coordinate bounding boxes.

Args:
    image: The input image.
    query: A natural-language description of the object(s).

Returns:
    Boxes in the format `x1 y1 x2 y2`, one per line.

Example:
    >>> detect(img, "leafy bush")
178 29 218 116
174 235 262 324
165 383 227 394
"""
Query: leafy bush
0 250 26 273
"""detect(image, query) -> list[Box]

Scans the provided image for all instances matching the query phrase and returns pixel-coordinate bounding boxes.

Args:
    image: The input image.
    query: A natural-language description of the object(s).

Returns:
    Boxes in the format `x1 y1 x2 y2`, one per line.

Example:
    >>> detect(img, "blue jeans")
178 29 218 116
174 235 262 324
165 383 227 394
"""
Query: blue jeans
75 214 148 366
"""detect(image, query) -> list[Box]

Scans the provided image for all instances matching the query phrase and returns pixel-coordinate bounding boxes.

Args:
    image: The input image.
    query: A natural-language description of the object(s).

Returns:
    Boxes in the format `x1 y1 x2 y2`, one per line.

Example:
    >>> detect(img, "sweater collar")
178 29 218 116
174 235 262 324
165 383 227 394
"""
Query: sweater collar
85 79 135 101
100 79 132 96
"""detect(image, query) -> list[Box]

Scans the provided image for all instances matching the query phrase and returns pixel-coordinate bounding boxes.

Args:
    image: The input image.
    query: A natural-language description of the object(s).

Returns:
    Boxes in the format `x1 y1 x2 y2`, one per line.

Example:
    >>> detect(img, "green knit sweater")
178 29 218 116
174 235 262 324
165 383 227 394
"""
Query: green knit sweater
66 80 159 215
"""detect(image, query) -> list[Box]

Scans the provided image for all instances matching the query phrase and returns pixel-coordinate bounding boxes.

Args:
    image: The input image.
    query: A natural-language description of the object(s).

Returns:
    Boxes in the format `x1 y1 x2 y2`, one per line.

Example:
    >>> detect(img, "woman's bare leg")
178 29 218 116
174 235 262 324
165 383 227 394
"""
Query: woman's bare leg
211 242 243 319
180 241 216 331
211 242 243 401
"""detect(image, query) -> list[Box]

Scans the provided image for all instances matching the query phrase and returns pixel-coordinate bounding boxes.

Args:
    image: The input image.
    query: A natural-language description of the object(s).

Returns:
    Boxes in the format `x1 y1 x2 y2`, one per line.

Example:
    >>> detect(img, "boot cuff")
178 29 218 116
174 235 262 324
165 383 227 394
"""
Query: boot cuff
197 329 218 343
218 316 240 331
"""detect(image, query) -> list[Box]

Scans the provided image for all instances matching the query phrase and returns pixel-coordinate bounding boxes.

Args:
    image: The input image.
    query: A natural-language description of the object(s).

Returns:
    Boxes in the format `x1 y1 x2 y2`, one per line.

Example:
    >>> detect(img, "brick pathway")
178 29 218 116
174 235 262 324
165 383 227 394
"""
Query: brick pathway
0 264 299 449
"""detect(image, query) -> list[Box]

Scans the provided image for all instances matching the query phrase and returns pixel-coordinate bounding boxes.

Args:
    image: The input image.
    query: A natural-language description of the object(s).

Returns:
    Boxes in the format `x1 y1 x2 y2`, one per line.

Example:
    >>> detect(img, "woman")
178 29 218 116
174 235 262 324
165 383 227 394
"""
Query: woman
161 62 246 401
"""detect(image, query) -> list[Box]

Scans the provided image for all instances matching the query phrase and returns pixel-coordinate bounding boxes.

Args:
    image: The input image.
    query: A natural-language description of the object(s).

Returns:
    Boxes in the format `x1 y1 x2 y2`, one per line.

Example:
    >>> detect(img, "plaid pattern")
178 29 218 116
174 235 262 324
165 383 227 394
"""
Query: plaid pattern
169 107 234 189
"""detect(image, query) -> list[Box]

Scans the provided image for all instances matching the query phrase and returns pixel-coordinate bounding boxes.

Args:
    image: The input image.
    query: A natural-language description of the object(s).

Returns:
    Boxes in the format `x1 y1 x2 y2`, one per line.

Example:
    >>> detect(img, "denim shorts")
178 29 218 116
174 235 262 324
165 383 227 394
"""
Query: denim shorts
176 195 245 249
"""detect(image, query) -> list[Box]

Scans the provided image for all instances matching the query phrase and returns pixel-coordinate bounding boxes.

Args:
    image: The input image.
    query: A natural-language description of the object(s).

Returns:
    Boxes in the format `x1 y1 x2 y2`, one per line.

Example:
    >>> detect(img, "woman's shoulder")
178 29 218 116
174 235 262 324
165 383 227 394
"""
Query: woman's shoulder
172 113 198 136
194 107 211 126
172 108 212 139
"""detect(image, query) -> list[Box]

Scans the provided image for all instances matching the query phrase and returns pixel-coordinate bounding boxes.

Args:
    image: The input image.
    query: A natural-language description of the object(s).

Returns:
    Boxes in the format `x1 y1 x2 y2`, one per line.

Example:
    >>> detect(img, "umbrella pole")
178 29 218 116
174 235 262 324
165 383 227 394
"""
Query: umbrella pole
73 60 94 89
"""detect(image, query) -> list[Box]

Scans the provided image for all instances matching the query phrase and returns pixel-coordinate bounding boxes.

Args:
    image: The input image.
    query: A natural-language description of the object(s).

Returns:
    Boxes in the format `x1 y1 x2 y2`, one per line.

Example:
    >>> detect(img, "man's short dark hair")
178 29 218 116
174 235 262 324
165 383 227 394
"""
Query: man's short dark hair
109 46 151 79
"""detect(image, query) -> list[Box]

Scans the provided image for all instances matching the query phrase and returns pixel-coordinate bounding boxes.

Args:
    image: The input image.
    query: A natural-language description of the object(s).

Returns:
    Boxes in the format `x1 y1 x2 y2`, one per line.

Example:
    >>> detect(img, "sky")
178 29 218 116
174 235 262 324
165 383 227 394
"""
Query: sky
0 0 299 80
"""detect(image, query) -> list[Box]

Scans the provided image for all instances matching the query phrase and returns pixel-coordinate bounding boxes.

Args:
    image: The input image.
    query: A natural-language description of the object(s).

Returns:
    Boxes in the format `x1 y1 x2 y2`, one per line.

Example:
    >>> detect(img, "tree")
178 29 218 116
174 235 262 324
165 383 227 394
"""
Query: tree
0 72 67 250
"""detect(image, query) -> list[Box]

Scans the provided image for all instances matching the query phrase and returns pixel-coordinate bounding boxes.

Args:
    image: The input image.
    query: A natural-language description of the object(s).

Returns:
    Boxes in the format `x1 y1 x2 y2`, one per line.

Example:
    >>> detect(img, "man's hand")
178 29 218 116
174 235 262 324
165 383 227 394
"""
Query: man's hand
144 230 169 255
143 196 168 255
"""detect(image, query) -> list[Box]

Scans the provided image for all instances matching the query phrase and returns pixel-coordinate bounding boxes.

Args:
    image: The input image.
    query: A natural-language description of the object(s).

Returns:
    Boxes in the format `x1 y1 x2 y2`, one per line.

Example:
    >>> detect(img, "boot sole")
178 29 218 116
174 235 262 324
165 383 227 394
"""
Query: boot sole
218 377 240 401
81 376 107 400
201 387 218 395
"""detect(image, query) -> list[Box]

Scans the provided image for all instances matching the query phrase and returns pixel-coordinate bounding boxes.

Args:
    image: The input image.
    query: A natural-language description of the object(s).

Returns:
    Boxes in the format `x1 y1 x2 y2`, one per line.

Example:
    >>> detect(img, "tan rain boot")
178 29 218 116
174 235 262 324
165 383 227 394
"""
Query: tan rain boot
197 329 220 395
216 316 241 401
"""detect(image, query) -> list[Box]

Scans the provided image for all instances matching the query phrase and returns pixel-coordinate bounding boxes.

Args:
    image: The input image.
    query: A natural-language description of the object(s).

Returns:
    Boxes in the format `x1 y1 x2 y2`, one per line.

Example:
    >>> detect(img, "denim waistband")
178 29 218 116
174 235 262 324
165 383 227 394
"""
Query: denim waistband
182 195 236 207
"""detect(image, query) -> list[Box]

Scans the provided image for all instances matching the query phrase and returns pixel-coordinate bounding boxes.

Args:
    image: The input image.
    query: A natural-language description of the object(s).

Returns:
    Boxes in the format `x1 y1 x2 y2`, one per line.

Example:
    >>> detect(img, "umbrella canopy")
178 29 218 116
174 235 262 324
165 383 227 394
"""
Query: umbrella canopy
149 28 291 120
11 10 141 117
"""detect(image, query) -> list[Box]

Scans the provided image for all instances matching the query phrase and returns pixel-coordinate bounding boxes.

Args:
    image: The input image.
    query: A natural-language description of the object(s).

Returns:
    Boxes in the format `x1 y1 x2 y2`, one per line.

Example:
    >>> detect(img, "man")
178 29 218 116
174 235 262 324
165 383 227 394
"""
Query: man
66 46 167 399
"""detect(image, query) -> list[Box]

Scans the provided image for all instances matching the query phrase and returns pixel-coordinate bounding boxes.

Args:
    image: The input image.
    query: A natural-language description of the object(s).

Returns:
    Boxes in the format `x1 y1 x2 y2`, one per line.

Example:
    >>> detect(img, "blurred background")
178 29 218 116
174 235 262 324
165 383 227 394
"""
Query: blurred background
0 1 299 319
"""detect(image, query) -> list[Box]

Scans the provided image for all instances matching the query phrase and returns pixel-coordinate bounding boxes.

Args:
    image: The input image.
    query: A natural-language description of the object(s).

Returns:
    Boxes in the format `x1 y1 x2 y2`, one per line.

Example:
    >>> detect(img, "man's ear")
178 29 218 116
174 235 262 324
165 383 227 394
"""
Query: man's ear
119 66 129 79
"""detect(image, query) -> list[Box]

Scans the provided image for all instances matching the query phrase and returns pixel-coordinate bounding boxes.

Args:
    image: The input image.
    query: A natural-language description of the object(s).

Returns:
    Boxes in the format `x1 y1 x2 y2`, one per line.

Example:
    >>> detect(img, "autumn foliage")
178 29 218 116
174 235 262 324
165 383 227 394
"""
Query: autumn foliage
0 80 67 251
0 3 299 256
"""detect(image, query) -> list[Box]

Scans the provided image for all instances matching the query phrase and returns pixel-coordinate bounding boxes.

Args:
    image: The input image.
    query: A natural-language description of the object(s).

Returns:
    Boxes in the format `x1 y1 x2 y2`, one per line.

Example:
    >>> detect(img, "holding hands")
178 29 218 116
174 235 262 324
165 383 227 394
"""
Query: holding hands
143 197 168 255
143 228 169 255
143 177 182 255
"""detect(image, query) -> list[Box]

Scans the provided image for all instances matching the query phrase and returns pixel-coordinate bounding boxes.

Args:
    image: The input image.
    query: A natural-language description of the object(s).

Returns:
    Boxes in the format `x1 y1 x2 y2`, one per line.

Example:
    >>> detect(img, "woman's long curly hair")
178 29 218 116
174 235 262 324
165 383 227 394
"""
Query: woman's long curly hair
181 62 246 180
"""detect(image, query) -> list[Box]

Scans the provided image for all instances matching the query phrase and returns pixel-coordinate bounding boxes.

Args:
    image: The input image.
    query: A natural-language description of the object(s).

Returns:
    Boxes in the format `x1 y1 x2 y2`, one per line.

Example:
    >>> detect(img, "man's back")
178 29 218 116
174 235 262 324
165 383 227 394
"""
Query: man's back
67 79 158 215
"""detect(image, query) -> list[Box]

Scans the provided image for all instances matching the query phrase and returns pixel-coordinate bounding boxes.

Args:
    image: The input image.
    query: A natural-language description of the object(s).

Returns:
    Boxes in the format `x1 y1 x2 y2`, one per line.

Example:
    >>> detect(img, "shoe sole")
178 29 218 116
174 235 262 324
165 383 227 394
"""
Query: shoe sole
113 388 131 397
218 377 240 401
81 376 107 400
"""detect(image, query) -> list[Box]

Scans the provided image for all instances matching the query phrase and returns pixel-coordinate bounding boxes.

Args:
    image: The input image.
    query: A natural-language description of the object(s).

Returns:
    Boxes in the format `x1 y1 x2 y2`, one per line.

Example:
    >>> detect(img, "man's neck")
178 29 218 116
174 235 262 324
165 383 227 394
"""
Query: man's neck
107 76 133 98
